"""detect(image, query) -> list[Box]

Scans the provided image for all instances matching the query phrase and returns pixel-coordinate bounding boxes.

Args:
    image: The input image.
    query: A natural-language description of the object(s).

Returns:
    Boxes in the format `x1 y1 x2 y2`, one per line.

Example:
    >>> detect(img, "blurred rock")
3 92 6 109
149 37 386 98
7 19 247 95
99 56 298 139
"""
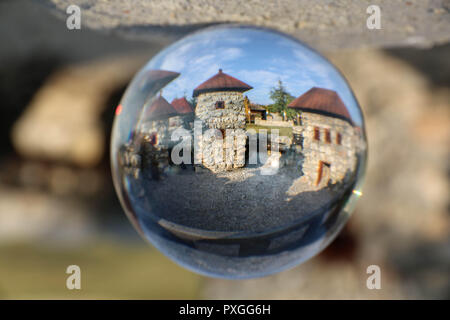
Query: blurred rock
48 166 79 195
11 56 146 167
203 259 405 299
0 0 160 62
38 0 450 51
389 239 450 299
0 186 95 243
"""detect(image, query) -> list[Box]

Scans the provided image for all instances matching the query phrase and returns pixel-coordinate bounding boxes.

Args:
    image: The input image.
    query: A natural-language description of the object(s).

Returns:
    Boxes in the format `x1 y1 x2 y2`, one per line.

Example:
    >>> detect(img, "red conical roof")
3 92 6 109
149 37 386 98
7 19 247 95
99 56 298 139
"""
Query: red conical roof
145 95 178 120
171 97 194 114
288 87 352 123
193 69 253 97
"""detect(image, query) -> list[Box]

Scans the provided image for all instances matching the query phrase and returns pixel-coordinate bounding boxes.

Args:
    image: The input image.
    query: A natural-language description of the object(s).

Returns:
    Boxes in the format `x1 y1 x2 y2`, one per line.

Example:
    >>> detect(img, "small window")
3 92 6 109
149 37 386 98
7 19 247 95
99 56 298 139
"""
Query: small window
336 132 342 145
296 114 302 126
314 127 320 141
149 132 158 146
215 101 225 109
325 129 331 143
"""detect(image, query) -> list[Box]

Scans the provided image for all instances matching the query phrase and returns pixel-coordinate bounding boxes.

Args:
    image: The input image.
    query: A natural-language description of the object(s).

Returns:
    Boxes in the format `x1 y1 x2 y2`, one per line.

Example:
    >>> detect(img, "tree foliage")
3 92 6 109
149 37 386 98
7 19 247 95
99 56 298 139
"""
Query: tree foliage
267 80 295 116
187 96 197 109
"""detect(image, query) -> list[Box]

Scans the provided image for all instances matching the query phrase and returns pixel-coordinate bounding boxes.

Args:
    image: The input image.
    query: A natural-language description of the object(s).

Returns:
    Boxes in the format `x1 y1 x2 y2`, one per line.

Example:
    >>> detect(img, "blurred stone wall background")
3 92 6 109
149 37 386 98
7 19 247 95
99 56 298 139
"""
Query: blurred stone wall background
0 0 448 299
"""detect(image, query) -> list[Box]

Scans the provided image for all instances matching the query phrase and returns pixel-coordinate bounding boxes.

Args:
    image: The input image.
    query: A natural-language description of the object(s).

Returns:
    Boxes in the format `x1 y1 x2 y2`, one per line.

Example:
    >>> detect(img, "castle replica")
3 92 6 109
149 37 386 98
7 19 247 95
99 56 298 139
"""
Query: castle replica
193 69 253 172
288 87 358 188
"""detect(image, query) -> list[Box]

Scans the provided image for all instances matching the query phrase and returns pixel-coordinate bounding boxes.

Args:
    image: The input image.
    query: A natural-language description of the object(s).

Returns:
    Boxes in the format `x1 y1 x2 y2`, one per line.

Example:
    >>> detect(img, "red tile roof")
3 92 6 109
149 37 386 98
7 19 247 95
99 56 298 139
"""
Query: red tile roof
171 97 194 114
193 69 253 97
288 87 352 123
249 103 266 111
145 95 178 120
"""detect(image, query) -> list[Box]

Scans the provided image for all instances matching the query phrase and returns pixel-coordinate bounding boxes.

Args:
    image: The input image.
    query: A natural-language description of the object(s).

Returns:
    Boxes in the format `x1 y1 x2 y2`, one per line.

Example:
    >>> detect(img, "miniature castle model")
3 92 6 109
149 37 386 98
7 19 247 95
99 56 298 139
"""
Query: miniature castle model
288 87 357 187
193 69 253 171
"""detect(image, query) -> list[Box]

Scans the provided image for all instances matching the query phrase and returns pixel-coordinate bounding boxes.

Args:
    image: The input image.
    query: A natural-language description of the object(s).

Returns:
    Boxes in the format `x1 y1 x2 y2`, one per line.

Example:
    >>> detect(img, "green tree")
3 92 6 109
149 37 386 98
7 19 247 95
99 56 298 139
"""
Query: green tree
285 108 297 120
268 80 295 114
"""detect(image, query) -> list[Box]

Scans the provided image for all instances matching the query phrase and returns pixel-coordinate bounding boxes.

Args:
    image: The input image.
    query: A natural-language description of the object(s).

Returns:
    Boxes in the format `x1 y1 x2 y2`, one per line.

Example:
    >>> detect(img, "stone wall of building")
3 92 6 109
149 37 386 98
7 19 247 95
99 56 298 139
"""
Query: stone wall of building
140 119 170 147
196 128 247 171
299 112 357 188
266 113 284 122
170 114 195 131
195 92 246 129
139 119 175 178
195 91 247 172
141 115 193 145
118 142 141 179
254 119 294 127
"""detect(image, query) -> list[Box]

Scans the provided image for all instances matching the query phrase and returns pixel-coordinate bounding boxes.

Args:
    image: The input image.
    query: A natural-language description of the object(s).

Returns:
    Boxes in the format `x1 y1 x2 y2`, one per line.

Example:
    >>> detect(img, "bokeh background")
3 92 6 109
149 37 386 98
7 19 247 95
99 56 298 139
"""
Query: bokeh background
0 0 448 299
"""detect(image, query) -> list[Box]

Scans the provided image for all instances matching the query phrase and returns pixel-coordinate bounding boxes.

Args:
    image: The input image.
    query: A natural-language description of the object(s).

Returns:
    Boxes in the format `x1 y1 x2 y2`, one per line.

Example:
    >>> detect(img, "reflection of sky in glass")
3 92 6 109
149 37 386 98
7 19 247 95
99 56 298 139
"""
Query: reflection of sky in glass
146 26 362 126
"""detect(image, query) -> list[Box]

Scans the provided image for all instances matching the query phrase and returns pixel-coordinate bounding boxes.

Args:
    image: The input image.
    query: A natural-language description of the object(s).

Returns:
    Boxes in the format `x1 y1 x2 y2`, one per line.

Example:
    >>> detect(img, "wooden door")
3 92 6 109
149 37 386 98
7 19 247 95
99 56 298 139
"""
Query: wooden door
316 161 331 186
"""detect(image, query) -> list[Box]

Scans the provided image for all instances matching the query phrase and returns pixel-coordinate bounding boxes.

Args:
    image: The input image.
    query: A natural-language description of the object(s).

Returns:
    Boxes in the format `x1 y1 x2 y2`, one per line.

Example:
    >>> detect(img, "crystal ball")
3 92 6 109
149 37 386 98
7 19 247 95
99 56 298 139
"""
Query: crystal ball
111 25 367 279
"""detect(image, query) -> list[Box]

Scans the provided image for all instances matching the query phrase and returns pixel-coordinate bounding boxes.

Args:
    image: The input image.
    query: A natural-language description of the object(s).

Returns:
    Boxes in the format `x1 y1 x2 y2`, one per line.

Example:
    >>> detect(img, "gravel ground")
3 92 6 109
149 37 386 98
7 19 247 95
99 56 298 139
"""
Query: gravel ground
37 0 450 51
127 163 350 233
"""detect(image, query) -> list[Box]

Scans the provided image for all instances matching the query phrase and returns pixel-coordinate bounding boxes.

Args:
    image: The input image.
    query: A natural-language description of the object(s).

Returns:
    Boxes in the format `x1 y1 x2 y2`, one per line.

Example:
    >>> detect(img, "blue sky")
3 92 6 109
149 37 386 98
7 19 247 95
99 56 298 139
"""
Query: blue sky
144 26 363 126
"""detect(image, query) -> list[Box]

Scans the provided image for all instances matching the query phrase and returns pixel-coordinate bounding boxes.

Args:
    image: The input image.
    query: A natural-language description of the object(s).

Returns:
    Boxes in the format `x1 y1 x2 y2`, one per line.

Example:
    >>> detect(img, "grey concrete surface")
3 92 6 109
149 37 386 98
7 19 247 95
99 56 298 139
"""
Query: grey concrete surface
37 0 450 51
0 0 162 62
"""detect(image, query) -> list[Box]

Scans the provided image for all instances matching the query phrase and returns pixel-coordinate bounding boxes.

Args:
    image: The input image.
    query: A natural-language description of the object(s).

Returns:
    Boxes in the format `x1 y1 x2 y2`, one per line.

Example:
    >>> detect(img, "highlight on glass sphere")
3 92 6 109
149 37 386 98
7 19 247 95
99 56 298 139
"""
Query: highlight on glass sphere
111 25 367 279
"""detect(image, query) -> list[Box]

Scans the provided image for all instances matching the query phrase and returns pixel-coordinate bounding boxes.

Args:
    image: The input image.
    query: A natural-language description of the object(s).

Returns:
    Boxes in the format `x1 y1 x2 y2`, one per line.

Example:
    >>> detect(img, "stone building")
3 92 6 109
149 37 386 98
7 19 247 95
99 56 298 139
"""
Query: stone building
193 69 253 171
288 87 358 188
118 69 182 180
170 97 195 130
140 95 179 179
246 99 267 123
141 95 178 147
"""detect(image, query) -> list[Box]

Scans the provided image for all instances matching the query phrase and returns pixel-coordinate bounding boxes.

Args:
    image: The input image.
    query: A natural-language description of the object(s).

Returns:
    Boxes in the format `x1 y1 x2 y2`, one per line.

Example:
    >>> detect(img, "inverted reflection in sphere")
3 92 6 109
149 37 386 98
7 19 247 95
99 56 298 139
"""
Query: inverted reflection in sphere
111 25 367 279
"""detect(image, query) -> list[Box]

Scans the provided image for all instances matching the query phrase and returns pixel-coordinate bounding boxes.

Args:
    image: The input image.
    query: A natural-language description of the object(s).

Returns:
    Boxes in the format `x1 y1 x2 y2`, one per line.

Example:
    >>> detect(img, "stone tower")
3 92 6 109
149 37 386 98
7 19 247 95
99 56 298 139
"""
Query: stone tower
193 69 253 172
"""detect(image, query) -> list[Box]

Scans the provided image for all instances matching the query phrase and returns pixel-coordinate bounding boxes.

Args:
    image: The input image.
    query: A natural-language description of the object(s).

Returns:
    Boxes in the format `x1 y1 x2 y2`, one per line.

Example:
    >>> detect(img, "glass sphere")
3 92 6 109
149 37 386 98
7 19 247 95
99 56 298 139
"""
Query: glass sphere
111 25 367 279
